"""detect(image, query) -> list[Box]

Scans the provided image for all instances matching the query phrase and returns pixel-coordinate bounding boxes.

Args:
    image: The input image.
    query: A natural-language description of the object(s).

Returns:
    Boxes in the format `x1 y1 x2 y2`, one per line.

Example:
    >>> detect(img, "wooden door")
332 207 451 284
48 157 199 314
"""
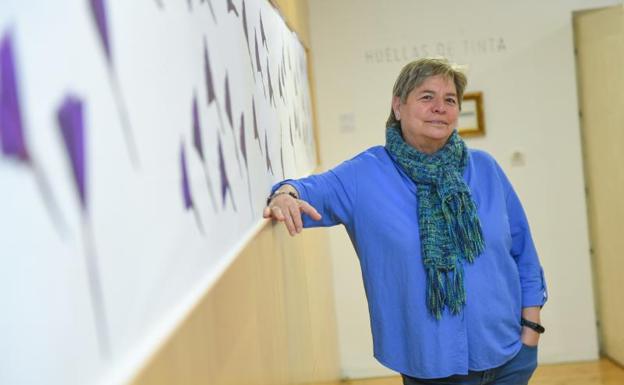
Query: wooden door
574 5 624 365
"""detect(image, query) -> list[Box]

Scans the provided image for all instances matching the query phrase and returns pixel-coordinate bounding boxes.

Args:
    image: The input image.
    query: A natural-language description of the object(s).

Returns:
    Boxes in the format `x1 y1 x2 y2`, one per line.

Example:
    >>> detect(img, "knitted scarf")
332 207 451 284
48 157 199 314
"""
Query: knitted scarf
385 125 485 319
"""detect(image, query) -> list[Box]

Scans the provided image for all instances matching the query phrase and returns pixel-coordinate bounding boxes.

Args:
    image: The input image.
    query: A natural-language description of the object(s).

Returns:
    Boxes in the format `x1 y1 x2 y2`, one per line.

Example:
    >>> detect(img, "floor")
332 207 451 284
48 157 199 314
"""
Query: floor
342 358 624 385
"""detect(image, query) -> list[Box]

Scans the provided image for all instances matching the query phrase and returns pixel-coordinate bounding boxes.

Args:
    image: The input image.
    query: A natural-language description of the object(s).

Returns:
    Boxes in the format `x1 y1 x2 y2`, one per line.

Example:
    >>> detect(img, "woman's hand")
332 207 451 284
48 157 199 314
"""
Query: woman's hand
263 187 322 236
521 327 540 347
521 306 542 347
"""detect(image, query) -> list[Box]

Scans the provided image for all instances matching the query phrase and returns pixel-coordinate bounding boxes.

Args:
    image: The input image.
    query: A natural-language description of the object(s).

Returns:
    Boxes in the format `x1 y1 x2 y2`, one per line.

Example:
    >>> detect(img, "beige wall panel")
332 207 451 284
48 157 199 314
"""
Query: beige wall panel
130 224 340 385
574 5 624 365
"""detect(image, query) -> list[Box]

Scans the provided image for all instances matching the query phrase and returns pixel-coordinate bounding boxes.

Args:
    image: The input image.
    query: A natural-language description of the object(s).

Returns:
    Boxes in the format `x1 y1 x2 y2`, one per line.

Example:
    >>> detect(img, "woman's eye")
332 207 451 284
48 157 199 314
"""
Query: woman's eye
421 95 433 100
446 98 457 104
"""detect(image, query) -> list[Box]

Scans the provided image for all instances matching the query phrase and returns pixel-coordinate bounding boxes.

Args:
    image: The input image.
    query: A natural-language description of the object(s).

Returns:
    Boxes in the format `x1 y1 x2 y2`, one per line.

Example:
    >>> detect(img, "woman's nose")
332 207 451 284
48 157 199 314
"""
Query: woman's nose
432 99 447 113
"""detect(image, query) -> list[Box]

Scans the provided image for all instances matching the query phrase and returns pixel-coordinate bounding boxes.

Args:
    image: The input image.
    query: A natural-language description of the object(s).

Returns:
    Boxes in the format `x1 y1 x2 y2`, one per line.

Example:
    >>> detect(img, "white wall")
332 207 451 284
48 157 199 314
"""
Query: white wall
308 0 621 379
0 1 316 384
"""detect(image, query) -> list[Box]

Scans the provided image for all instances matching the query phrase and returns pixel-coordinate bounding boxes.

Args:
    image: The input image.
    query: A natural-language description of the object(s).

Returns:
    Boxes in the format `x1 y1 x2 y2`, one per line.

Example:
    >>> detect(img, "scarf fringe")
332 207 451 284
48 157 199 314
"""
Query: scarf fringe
426 262 467 319
444 193 486 263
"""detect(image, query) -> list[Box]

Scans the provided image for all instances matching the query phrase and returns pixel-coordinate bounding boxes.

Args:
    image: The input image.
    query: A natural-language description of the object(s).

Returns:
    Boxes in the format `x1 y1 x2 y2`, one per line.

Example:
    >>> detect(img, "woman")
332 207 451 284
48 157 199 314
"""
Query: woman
263 58 547 385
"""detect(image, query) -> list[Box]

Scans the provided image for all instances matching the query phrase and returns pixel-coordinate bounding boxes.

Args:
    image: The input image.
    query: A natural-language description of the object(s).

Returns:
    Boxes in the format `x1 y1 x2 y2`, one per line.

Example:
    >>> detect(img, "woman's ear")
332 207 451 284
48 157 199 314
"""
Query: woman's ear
392 96 401 120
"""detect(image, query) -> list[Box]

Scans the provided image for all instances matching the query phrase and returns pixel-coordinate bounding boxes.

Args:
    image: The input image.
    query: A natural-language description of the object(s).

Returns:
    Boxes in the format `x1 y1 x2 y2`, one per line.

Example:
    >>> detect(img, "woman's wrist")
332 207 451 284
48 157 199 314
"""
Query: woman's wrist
266 185 299 206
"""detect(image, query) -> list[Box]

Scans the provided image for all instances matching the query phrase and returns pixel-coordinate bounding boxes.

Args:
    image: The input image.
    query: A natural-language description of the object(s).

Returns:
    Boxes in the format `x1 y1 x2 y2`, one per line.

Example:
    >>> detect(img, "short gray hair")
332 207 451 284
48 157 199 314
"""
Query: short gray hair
386 57 467 128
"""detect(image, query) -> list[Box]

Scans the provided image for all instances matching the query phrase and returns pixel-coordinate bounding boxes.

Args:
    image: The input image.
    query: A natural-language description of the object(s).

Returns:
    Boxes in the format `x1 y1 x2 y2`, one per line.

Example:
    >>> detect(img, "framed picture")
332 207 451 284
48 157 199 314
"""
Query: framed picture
458 92 485 137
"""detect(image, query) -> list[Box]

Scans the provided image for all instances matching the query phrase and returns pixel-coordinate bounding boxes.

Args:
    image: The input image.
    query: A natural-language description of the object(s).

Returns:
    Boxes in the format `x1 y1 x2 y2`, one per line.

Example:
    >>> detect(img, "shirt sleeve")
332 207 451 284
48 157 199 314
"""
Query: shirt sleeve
498 169 548 308
269 157 358 228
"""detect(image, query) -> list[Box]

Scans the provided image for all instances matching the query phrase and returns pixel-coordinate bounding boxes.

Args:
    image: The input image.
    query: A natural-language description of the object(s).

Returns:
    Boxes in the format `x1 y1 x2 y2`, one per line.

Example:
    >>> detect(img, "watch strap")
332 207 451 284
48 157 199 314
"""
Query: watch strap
521 317 545 334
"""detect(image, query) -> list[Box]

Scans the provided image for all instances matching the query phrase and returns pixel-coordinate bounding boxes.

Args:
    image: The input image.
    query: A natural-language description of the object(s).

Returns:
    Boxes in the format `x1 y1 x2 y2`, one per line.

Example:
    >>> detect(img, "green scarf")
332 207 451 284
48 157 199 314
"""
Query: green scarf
385 125 485 319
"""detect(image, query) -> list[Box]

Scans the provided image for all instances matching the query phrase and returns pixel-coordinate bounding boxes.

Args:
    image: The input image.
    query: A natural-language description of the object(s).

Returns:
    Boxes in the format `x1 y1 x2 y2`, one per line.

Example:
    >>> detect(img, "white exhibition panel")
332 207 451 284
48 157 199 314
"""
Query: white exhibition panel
0 1 316 384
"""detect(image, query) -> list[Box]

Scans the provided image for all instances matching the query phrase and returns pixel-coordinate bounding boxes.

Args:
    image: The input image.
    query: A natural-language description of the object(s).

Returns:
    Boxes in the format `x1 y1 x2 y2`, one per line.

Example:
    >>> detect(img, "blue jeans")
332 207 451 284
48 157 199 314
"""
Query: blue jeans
402 344 538 385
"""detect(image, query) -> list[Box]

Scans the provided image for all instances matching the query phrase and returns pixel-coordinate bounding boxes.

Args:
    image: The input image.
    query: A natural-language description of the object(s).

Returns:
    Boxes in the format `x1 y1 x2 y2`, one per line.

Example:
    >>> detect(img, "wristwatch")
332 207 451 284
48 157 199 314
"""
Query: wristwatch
521 318 545 334
266 190 298 206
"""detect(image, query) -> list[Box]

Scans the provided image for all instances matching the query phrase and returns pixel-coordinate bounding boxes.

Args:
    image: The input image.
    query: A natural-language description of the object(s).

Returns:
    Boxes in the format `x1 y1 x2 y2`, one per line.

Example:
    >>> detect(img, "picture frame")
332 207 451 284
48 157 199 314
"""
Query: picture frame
458 92 485 137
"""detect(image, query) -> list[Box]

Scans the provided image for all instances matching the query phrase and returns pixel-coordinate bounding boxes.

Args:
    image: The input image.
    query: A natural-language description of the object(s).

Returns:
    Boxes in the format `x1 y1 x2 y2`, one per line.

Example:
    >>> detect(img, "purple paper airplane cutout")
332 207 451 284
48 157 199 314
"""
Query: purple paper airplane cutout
280 146 285 179
1 31 67 237
203 38 216 104
241 0 255 81
260 11 268 50
57 95 87 209
253 30 266 96
0 32 29 161
89 0 112 61
266 58 275 106
57 94 112 358
227 0 239 16
278 65 283 100
192 94 203 160
203 37 226 132
224 74 233 128
239 113 247 166
264 131 273 175
252 98 261 152
254 31 262 73
180 143 193 210
242 0 249 41
180 141 205 233
222 73 242 175
89 0 139 166
218 135 237 211
191 94 217 211
205 0 217 22
239 112 254 214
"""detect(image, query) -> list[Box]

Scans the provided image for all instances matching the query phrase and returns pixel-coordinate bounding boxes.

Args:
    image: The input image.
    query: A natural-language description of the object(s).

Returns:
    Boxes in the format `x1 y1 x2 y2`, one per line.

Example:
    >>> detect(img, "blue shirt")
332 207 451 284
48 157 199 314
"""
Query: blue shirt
272 146 547 379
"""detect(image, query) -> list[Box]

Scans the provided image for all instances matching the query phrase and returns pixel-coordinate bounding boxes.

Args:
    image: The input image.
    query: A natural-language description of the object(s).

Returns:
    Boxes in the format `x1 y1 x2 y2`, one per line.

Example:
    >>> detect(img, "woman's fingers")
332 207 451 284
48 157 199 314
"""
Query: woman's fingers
270 205 285 221
299 201 322 221
265 195 321 235
281 206 297 235
289 204 303 233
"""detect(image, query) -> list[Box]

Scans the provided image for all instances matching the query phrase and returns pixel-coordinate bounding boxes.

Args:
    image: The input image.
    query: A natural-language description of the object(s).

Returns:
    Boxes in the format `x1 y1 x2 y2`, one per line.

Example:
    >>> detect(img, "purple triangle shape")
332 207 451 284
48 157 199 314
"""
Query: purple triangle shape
280 146 285 179
57 95 87 210
252 98 262 152
264 131 273 174
252 98 260 140
242 0 249 44
206 0 217 22
260 11 268 50
203 38 216 104
278 66 283 99
192 94 204 161
239 112 247 166
227 0 239 16
0 31 29 162
89 0 112 63
180 142 193 209
266 58 274 106
254 30 262 73
218 135 230 206
224 74 233 128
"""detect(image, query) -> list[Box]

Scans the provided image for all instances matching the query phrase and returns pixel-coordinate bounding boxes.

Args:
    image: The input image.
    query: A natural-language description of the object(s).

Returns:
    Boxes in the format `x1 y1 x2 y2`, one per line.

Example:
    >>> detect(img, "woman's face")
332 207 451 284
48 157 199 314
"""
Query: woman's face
392 75 459 154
